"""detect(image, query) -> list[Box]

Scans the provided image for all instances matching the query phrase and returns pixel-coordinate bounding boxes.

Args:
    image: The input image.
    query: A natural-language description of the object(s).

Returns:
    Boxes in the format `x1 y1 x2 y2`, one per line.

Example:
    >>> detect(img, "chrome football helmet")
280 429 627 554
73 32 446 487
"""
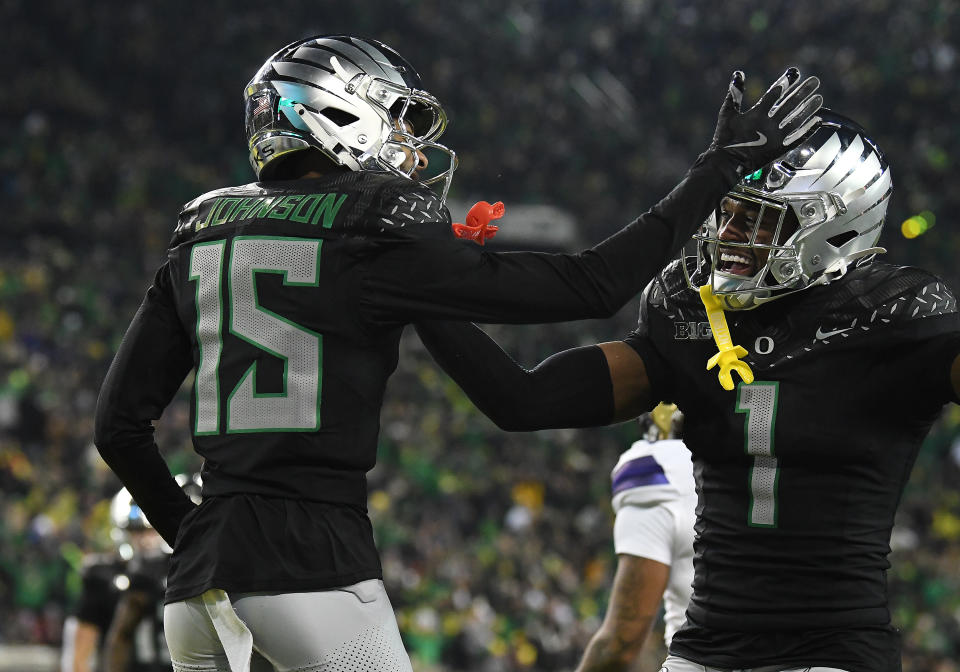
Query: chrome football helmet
685 111 892 310
110 486 152 532
244 35 457 200
110 485 159 558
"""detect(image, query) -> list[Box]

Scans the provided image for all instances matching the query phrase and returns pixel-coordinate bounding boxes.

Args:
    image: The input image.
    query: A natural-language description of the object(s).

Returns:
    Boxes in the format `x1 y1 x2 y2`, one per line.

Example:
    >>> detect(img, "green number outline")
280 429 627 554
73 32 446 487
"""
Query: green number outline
188 236 323 436
189 240 226 436
735 380 780 528
226 236 323 434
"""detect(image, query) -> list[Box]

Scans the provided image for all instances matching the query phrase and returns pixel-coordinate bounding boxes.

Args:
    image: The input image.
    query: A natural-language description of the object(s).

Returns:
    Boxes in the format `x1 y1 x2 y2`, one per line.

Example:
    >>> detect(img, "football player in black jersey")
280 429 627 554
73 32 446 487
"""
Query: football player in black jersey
103 476 201 672
94 33 822 672
61 551 126 672
415 111 960 672
61 485 171 672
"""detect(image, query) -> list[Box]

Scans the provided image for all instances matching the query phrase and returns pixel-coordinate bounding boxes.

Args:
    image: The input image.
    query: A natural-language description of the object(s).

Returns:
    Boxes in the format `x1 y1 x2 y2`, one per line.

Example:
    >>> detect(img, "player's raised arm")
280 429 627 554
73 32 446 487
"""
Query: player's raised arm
414 321 651 430
366 70 823 325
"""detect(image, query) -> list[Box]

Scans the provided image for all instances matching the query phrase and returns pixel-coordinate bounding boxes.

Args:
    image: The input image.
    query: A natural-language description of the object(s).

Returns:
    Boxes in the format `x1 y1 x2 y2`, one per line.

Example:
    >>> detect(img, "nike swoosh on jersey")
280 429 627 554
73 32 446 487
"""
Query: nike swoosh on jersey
724 131 768 149
815 326 853 339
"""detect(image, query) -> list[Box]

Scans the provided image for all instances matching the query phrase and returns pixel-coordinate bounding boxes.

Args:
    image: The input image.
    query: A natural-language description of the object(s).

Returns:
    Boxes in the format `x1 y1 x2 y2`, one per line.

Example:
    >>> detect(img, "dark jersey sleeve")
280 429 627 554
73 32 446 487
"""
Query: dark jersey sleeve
94 262 197 547
363 150 741 326
848 268 960 407
621 279 677 404
879 328 960 406
414 321 615 430
74 563 119 629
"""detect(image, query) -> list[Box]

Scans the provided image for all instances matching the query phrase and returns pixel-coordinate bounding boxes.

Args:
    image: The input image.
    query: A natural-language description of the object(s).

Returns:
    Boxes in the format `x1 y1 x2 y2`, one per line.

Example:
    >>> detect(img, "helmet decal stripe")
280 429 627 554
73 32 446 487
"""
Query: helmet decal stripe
321 39 394 81
350 39 405 80
303 45 366 80
803 132 843 170
288 47 337 73
834 152 883 200
272 62 342 89
843 175 892 225
811 135 863 191
827 144 873 194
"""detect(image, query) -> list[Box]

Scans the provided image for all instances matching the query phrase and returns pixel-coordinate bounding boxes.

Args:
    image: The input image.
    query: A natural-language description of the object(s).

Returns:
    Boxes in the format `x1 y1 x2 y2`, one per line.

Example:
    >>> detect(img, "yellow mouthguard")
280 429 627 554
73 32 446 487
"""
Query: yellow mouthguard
650 402 678 439
699 285 754 391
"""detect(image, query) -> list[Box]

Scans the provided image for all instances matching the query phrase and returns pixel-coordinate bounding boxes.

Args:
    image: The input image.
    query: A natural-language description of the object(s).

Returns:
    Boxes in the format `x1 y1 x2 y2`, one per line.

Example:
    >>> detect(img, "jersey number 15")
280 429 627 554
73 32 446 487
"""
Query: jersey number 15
189 237 322 435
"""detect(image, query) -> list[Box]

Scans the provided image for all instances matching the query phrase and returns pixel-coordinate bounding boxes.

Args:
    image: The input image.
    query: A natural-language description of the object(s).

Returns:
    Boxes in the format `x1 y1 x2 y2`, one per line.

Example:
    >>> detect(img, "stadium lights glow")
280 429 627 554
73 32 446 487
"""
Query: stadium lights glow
901 210 936 239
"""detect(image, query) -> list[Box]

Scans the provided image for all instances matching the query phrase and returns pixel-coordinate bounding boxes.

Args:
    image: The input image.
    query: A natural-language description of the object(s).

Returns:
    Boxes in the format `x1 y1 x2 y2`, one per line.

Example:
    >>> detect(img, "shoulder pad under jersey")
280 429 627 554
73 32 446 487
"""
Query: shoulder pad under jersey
635 259 703 332
171 183 267 246
825 263 957 323
348 174 451 238
754 263 959 368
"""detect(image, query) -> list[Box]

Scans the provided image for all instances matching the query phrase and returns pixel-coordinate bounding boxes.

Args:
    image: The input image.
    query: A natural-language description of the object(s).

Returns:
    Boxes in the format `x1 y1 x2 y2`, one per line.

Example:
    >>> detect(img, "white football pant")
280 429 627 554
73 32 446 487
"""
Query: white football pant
660 655 850 672
164 579 412 672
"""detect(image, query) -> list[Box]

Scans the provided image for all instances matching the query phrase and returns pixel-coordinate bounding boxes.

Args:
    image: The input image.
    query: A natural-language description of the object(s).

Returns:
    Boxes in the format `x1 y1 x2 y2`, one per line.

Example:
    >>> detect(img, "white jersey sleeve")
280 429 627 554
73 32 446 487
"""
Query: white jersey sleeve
610 439 697 647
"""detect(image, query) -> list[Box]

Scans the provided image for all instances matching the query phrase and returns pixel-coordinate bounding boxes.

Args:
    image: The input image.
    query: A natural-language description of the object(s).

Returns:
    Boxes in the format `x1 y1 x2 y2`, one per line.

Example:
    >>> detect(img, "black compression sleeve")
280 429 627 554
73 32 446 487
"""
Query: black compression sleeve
415 321 614 430
94 265 196 547
365 150 742 326
579 149 742 311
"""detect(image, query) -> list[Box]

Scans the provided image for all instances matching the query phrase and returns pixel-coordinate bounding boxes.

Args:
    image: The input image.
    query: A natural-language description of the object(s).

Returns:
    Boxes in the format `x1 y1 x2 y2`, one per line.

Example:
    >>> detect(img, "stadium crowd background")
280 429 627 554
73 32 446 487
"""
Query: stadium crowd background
2 1 959 670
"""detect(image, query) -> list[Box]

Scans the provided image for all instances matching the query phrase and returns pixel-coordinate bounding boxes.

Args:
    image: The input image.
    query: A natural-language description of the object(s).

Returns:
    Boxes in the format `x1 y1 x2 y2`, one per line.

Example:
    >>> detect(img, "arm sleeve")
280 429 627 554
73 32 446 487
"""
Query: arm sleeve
94 263 197 547
414 321 615 431
365 150 741 325
905 331 960 405
612 502 676 566
875 313 960 407
74 571 114 628
622 329 676 404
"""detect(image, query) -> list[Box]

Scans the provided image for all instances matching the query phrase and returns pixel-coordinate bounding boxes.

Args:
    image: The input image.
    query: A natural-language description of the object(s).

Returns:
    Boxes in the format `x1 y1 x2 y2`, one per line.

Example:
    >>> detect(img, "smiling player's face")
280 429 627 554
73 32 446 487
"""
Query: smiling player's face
715 196 798 276
391 120 429 178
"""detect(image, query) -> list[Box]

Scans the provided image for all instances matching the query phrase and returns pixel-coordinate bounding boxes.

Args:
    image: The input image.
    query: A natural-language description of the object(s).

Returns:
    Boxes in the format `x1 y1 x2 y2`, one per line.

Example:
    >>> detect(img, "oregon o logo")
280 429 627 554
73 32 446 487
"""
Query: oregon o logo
755 336 774 355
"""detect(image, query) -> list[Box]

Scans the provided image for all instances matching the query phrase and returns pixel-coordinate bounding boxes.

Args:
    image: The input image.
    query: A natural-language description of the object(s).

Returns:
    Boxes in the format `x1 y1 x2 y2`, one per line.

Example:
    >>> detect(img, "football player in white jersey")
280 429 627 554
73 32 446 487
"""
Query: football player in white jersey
577 404 696 671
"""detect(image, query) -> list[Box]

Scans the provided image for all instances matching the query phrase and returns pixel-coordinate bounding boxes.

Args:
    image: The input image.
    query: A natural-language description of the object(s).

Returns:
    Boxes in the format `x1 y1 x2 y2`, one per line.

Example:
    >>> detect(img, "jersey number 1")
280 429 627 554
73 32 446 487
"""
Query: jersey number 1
735 381 780 527
189 237 322 434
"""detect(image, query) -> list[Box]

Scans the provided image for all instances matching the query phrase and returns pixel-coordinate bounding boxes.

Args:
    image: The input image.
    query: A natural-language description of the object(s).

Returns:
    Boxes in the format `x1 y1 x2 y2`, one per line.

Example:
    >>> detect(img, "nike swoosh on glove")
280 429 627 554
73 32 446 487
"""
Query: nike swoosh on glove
709 67 823 174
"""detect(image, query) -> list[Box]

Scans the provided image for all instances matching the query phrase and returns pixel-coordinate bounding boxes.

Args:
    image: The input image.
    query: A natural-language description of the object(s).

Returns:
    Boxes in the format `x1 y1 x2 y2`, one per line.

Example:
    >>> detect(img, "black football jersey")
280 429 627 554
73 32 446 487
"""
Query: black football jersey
74 553 127 631
96 162 736 603
626 260 960 669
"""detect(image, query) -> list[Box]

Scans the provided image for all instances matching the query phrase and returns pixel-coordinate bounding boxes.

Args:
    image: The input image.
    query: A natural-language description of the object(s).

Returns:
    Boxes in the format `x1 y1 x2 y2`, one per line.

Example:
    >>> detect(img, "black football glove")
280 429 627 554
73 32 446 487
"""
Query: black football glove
710 68 823 173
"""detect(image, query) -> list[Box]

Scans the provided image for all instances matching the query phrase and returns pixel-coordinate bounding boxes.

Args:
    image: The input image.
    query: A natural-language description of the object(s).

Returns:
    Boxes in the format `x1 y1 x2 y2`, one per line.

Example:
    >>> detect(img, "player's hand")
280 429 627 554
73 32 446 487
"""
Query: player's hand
710 68 823 172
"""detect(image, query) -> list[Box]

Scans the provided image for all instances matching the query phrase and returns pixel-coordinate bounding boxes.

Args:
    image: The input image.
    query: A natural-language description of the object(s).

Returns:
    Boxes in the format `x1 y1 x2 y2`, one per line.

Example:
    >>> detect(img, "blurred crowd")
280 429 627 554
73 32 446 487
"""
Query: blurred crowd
2 0 959 670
